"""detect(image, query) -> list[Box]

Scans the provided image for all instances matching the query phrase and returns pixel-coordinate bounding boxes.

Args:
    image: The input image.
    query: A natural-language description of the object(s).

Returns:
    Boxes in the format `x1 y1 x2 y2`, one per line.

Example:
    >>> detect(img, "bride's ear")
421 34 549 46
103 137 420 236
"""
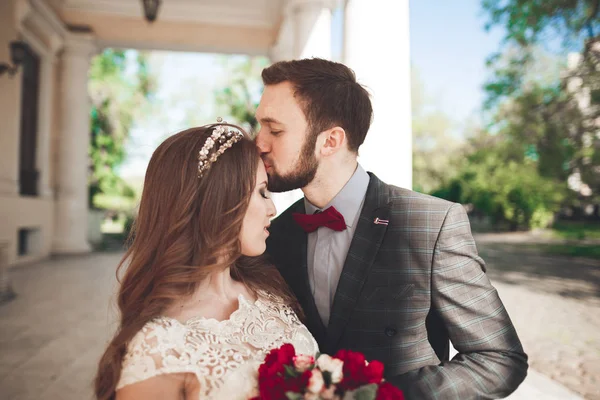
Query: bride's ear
319 127 346 157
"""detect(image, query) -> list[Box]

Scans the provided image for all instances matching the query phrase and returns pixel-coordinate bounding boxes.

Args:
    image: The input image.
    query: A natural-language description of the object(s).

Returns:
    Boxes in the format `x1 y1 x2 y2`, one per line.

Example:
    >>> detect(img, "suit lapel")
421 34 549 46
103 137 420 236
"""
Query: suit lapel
327 174 391 349
282 200 328 347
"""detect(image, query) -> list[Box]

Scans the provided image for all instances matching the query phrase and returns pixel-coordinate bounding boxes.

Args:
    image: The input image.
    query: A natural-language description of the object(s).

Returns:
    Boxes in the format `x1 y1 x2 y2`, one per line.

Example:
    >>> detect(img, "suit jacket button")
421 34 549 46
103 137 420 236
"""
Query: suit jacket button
384 326 397 337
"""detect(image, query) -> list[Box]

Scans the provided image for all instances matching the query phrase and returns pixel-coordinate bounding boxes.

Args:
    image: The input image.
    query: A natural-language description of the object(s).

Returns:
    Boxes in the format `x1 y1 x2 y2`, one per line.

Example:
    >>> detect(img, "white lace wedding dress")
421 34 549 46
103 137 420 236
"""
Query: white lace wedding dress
116 292 319 399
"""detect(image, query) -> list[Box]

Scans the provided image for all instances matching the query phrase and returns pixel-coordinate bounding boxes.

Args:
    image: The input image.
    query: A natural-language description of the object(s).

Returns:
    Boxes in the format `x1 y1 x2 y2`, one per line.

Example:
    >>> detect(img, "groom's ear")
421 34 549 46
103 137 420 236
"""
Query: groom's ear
319 126 346 157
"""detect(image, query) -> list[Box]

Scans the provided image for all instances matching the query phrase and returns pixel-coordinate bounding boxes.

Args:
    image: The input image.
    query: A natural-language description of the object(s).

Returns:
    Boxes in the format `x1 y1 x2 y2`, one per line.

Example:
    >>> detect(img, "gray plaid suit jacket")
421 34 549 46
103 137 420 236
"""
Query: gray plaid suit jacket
266 173 528 399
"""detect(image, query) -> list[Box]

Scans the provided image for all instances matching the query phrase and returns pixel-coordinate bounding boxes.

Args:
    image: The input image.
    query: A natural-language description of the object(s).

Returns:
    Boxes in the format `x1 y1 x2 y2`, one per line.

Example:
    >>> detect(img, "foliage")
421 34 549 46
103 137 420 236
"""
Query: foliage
433 140 567 230
214 56 269 133
411 69 464 193
88 49 156 209
551 220 600 239
474 0 600 214
482 0 600 105
520 243 600 259
481 1 600 185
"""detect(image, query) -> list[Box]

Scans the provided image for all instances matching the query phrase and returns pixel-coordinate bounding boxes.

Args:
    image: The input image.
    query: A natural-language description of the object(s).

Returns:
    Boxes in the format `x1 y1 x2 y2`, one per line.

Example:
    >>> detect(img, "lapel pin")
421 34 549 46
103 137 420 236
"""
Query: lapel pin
374 217 389 226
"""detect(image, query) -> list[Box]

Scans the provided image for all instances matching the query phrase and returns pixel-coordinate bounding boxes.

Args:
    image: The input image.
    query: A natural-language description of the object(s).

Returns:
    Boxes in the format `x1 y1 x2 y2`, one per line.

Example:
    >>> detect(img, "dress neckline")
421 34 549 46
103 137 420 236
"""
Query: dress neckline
159 293 261 327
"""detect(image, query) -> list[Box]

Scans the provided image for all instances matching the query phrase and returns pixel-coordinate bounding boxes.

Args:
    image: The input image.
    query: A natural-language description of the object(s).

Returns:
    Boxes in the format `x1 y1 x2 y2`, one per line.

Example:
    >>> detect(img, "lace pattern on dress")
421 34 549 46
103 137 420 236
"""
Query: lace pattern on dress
116 292 318 399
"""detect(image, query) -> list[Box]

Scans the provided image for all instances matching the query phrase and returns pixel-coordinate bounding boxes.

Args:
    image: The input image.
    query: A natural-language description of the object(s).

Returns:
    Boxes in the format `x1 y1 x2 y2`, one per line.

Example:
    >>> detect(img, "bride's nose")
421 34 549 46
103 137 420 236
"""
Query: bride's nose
267 199 276 218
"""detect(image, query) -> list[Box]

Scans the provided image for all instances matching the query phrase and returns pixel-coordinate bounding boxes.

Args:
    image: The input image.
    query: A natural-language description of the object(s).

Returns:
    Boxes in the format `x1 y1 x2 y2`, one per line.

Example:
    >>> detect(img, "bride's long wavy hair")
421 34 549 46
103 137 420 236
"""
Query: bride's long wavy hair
94 125 301 400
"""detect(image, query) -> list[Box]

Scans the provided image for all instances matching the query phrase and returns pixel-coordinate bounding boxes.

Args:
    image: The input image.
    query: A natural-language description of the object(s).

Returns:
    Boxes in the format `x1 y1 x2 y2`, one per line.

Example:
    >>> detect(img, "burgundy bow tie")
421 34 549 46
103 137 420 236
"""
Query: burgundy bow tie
292 206 347 233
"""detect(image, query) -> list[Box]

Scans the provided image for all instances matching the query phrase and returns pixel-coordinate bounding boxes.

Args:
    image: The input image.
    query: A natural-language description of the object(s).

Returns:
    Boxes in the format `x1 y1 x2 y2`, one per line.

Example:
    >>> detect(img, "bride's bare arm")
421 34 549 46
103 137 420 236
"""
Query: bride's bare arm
116 372 198 400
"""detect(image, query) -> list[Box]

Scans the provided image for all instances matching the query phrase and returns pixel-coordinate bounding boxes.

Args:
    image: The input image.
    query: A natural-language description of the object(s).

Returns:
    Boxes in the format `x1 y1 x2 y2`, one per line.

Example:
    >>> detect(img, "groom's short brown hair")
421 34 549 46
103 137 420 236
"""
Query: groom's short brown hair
261 58 373 153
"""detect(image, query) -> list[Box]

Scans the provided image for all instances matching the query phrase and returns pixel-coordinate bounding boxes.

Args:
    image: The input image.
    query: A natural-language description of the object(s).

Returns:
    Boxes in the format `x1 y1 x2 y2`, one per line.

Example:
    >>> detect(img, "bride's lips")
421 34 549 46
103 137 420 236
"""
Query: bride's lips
264 224 271 236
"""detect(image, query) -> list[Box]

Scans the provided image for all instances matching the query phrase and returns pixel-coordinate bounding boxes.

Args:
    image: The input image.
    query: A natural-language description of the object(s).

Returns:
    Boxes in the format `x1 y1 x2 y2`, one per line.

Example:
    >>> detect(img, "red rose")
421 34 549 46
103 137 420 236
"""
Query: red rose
334 349 366 367
260 344 297 377
257 344 298 400
283 369 312 394
262 344 296 370
376 382 405 400
334 349 372 391
277 343 297 365
258 374 287 400
364 360 384 384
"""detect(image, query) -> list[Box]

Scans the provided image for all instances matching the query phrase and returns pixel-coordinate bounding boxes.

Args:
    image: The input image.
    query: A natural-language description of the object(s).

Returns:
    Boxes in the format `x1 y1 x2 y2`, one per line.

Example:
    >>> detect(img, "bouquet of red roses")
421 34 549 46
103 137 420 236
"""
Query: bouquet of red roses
251 343 404 400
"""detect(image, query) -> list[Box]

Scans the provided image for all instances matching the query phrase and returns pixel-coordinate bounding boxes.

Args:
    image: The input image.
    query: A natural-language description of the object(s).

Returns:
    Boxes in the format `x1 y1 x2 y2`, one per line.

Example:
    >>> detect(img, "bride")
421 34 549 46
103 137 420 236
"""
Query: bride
94 123 318 400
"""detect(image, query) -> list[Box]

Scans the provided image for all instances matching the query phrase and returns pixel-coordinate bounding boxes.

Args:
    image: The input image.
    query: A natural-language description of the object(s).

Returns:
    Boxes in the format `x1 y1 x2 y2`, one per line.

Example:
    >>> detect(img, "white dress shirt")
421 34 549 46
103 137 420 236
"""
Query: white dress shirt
304 164 370 326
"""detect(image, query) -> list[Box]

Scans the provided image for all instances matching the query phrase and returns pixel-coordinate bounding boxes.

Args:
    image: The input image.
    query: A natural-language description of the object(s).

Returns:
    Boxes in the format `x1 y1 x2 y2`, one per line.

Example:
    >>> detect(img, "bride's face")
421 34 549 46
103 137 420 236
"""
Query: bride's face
239 162 277 256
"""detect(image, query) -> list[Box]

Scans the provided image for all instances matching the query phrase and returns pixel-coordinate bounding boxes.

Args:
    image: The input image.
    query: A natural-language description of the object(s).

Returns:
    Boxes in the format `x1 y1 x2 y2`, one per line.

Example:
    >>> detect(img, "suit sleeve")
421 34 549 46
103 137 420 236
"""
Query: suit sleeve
390 203 528 399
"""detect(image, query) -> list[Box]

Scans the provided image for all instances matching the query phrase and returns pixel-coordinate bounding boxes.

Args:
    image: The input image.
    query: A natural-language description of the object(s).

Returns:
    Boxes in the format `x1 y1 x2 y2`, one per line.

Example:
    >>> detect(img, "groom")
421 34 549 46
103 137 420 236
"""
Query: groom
257 58 528 399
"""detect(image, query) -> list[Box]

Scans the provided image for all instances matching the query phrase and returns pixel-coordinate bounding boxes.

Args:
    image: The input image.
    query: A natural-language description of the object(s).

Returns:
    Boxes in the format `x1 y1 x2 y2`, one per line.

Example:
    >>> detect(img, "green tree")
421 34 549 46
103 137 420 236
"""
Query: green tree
482 0 600 203
497 52 600 201
411 69 462 193
88 49 156 208
433 139 567 230
214 56 270 133
482 0 600 106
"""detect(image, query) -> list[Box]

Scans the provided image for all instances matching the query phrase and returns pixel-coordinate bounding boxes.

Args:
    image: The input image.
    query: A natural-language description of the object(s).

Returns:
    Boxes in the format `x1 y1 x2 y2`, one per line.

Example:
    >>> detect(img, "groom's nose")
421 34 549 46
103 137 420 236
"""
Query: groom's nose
255 130 269 154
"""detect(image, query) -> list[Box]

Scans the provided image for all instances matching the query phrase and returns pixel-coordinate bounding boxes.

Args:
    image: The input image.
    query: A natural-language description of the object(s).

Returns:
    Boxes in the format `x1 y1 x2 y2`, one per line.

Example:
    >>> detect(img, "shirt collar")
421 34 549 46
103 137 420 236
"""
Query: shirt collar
304 164 370 228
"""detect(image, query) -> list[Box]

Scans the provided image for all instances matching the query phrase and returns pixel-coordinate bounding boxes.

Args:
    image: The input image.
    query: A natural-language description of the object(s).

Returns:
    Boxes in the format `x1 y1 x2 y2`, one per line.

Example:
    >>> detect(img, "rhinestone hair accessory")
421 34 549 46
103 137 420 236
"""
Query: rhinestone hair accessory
197 118 244 178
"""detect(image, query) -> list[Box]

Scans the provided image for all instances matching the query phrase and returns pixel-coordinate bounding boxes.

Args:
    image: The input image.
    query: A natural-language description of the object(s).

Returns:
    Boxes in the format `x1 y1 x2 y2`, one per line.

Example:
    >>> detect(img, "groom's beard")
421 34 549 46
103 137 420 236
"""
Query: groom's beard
266 134 319 193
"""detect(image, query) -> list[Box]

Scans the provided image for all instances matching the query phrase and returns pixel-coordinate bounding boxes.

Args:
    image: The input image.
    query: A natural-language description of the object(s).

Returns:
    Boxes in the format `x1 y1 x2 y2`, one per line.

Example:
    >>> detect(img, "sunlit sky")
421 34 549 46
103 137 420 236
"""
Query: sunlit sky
119 0 505 178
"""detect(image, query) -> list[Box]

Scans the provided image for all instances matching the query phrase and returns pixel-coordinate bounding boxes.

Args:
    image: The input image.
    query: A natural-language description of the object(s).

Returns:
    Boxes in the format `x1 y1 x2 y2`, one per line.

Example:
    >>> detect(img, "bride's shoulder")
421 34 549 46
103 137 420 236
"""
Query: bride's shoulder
117 318 194 390
256 289 287 306
130 317 187 346
256 291 302 320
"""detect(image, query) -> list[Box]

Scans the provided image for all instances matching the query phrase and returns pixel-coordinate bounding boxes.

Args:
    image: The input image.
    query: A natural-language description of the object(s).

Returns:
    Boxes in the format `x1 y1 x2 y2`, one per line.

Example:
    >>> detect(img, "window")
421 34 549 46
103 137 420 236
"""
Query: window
18 228 40 257
19 43 40 197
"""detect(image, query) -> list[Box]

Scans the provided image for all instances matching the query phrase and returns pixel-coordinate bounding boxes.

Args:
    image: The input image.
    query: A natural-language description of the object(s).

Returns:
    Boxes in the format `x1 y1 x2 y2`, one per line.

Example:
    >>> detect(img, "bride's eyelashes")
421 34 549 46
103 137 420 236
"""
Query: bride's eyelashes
260 188 271 199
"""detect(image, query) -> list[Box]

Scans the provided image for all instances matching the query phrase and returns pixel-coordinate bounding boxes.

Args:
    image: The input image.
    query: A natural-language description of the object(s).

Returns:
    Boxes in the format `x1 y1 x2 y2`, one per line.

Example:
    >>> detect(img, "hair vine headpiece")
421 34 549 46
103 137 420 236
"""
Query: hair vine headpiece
197 118 244 178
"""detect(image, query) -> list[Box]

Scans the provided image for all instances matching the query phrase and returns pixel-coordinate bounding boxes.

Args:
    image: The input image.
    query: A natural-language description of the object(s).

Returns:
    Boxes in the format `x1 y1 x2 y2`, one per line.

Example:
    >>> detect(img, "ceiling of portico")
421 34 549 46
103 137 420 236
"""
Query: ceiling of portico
56 0 285 28
42 0 287 54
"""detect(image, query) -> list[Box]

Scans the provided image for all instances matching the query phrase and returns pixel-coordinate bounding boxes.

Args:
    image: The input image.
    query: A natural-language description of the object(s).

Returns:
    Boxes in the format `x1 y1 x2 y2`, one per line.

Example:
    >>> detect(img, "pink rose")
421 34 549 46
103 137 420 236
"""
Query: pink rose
293 354 315 373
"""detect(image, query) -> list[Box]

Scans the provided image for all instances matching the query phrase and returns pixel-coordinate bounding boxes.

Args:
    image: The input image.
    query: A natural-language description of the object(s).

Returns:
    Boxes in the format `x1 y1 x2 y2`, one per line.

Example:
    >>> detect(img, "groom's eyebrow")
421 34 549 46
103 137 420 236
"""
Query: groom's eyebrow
260 117 283 125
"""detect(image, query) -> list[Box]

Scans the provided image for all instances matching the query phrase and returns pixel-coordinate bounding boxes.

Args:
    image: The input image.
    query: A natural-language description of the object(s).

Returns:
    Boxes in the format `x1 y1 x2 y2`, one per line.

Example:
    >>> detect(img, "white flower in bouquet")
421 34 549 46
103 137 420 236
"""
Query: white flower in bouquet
316 354 344 384
307 369 325 394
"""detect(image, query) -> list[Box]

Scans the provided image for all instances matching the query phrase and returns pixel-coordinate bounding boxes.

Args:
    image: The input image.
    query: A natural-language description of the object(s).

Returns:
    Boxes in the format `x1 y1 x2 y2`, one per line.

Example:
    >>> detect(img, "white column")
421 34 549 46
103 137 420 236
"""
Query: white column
0 25 21 196
52 33 96 254
292 0 333 59
268 0 336 215
269 14 294 62
344 0 412 189
36 50 61 199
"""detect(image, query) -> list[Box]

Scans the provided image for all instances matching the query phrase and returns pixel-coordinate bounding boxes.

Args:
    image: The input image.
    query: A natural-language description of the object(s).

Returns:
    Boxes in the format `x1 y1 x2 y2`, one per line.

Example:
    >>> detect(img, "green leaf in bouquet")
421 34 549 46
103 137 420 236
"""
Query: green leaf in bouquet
344 384 378 400
322 370 333 387
284 364 300 378
285 392 304 400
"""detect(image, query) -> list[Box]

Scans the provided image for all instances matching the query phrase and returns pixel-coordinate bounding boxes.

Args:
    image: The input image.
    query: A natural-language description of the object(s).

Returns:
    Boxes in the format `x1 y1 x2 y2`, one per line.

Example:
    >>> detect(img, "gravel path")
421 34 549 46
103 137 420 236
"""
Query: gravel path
478 242 600 400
